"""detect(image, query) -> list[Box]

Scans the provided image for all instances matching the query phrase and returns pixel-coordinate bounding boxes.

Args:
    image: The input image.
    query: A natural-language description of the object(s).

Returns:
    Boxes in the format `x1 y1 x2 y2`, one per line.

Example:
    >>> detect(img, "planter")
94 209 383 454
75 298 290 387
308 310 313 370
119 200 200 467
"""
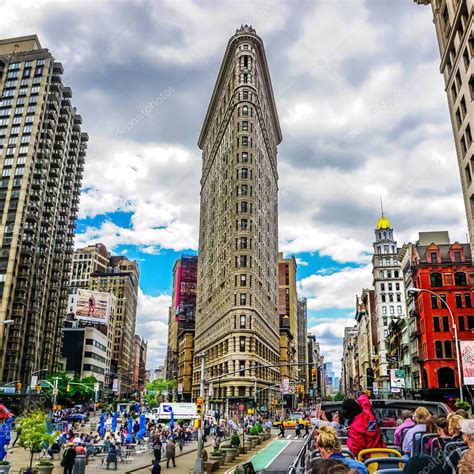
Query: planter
263 433 271 440
0 465 10 474
36 466 54 474
257 434 264 443
239 446 248 455
209 454 224 467
246 436 258 447
221 447 237 463
20 469 39 474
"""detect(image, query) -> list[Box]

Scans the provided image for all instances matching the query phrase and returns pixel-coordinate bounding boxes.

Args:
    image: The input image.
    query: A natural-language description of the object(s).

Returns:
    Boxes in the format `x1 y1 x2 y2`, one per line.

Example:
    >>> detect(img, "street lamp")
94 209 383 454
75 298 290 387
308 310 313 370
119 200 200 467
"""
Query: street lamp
408 287 463 401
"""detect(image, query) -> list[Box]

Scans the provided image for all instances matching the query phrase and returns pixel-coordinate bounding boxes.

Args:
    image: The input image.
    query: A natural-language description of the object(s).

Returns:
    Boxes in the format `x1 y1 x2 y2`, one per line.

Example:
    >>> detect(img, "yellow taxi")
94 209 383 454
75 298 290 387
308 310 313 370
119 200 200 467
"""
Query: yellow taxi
273 413 311 429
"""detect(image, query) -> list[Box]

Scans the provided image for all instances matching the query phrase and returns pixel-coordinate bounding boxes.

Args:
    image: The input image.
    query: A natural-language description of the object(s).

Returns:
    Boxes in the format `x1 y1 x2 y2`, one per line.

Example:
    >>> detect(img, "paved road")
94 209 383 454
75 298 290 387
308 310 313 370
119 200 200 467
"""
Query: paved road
227 433 308 473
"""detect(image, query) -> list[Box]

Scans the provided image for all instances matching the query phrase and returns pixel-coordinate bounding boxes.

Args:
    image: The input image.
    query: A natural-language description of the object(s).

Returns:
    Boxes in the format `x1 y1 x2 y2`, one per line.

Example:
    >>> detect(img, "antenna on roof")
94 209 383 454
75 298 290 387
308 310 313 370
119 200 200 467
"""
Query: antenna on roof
380 195 384 216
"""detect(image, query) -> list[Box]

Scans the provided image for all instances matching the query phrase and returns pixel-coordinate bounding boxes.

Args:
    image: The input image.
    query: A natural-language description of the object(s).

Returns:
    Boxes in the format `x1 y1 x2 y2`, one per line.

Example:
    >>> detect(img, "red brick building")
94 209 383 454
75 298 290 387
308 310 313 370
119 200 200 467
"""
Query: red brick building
411 233 474 400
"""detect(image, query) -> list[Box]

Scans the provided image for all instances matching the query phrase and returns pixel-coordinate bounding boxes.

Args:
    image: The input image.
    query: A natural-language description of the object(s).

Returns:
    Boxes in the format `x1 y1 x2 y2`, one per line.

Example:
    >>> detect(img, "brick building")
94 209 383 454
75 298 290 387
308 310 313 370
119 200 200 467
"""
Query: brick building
410 231 474 400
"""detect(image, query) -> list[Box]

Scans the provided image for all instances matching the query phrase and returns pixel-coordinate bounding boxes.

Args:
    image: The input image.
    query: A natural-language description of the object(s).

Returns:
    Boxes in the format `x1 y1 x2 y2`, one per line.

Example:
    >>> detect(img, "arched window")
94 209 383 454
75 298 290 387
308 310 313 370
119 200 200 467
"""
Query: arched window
454 272 467 286
430 272 443 287
438 367 455 388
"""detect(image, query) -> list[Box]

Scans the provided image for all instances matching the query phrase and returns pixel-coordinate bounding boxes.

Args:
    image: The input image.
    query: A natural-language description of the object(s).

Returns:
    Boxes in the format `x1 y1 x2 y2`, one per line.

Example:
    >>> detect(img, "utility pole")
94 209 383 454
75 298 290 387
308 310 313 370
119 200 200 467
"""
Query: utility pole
195 353 206 474
52 377 59 409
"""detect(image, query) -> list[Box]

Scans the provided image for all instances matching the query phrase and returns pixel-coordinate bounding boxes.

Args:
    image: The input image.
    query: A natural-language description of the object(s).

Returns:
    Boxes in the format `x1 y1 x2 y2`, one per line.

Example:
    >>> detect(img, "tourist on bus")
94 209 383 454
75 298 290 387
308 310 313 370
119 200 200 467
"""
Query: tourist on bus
394 410 414 448
343 395 385 457
401 407 430 455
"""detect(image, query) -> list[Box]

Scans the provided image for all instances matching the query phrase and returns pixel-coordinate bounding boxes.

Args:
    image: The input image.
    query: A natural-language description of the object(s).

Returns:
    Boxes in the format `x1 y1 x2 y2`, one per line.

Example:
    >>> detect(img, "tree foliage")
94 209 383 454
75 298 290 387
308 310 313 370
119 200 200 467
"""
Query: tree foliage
42 372 97 404
17 411 57 469
146 379 177 394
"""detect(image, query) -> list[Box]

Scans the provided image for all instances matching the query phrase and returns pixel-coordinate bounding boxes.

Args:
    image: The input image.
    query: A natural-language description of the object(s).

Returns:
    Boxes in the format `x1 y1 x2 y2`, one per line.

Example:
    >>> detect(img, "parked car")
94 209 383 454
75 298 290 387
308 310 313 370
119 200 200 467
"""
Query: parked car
63 413 88 423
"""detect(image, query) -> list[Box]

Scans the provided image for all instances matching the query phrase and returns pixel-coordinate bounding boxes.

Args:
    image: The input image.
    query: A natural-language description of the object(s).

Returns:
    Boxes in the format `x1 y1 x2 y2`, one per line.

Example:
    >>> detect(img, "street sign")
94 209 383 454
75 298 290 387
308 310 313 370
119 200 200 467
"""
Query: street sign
390 369 406 389
53 388 58 395
94 383 99 392
30 375 38 388
282 378 289 394
177 383 183 394
372 382 378 394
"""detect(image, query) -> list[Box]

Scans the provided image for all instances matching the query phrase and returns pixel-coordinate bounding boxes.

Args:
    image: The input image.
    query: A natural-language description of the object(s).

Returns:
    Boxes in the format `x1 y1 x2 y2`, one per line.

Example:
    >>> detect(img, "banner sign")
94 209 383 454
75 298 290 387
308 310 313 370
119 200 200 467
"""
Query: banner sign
460 340 474 385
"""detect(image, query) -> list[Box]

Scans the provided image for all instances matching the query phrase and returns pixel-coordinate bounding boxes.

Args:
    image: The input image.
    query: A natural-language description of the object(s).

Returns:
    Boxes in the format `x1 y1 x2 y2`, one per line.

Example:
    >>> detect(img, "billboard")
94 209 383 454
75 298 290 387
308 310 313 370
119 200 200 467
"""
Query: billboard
460 340 474 385
72 289 110 324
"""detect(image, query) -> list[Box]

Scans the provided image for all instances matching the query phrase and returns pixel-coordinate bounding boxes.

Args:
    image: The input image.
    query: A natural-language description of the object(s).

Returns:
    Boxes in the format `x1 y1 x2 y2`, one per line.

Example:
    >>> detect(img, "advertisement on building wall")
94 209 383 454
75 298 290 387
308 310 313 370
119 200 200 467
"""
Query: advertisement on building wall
73 289 110 324
460 340 474 385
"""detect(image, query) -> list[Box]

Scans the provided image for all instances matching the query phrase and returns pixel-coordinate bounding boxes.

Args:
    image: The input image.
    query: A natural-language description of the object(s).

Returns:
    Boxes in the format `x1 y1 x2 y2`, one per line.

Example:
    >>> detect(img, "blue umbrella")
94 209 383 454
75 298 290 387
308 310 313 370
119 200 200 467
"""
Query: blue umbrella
0 426 6 461
137 414 146 439
170 409 174 431
4 418 12 445
98 414 106 438
135 402 140 413
126 417 133 444
111 412 117 433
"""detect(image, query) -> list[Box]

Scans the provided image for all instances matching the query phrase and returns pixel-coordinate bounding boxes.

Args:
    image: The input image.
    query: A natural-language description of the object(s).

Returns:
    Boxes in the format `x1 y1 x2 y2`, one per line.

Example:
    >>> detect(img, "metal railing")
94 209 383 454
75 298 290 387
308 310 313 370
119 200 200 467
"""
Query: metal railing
288 426 315 474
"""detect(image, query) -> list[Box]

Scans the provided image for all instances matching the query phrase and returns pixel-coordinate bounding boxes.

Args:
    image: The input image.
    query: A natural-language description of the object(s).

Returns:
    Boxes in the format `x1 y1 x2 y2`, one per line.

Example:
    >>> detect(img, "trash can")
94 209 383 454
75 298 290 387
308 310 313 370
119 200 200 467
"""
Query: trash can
73 455 86 474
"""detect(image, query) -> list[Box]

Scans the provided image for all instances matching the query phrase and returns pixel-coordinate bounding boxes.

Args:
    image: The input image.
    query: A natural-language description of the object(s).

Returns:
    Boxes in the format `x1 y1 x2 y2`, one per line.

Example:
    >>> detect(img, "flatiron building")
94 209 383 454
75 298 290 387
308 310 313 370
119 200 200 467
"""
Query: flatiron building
194 25 282 415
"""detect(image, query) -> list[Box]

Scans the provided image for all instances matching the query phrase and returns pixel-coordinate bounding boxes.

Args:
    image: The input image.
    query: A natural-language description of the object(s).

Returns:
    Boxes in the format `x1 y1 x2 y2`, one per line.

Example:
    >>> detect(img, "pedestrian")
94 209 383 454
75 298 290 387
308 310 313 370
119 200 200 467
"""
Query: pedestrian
295 423 301 438
279 423 285 438
165 438 176 468
11 425 21 447
304 423 309 438
61 442 76 474
153 437 162 463
151 459 161 474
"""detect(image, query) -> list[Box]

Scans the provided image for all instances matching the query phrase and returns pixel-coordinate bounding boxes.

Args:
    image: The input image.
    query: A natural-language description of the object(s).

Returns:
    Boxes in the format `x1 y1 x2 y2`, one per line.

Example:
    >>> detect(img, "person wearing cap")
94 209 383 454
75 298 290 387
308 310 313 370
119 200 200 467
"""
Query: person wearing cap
342 394 385 457
456 419 474 474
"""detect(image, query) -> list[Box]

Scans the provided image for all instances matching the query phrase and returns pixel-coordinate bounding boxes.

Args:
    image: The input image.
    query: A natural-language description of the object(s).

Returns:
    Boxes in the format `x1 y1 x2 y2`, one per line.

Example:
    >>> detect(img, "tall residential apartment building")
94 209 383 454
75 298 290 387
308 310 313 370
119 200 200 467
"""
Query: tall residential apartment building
90 255 139 396
193 25 282 414
278 253 298 384
0 35 87 384
415 0 474 249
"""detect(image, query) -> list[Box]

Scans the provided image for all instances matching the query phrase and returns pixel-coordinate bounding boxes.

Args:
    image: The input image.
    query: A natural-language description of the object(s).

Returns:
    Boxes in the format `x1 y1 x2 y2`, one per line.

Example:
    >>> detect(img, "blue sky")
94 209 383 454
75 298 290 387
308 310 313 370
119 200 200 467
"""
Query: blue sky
4 0 469 371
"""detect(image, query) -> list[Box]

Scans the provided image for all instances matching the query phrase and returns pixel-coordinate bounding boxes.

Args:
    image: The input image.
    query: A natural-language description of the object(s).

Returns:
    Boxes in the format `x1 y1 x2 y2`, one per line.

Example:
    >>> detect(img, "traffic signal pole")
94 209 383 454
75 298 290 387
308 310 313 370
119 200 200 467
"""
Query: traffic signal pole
195 353 206 474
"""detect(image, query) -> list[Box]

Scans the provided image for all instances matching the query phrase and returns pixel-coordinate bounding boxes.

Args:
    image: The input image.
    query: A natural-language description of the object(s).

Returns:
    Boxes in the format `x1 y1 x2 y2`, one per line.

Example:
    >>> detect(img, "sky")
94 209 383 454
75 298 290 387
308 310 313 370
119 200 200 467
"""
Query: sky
1 0 468 373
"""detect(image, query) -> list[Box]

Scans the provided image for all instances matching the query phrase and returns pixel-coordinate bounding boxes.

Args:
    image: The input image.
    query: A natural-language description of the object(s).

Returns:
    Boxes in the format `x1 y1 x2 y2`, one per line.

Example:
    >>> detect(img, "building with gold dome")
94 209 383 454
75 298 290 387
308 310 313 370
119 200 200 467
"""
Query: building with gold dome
371 214 408 395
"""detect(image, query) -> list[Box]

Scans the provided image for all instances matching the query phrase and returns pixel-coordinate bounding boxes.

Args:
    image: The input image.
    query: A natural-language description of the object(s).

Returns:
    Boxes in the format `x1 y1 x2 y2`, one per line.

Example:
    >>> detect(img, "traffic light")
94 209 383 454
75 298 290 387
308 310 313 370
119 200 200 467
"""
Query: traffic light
35 385 42 392
16 382 21 392
312 368 317 378
196 397 203 416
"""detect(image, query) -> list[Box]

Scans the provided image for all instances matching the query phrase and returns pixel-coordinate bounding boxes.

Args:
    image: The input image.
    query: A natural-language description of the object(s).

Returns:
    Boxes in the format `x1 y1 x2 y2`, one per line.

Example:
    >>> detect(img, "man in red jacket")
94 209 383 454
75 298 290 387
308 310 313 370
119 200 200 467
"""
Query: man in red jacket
342 394 385 457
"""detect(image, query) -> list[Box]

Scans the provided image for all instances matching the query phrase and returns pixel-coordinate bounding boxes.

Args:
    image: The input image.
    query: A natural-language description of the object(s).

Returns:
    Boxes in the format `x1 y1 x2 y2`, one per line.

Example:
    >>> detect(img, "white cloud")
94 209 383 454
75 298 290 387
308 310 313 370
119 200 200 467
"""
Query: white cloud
299 265 373 311
135 289 171 368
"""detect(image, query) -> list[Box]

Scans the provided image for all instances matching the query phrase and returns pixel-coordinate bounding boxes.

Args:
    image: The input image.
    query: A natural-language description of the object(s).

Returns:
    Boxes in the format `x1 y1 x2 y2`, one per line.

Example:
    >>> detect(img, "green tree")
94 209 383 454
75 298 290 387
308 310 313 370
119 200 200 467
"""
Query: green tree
334 392 345 401
146 379 177 394
17 411 57 469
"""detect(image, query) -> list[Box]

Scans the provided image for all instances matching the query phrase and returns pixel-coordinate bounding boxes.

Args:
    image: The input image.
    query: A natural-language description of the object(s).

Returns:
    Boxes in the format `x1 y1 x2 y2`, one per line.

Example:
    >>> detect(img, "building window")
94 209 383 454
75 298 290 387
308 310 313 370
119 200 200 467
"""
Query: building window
240 293 246 305
242 91 248 100
431 295 438 309
454 250 462 262
444 341 453 358
240 219 248 230
435 341 443 358
382 306 387 315
456 294 463 308
242 121 248 131
240 237 247 249
242 106 248 116
383 316 388 326
240 314 246 328
430 252 439 264
468 316 474 330
430 272 443 287
381 283 385 291
239 337 246 352
390 306 394 315
434 317 440 332
455 272 468 286
240 274 247 286
466 293 472 308
442 316 449 332
397 306 402 315
239 361 245 375
241 152 248 163
241 136 248 146
459 316 466 331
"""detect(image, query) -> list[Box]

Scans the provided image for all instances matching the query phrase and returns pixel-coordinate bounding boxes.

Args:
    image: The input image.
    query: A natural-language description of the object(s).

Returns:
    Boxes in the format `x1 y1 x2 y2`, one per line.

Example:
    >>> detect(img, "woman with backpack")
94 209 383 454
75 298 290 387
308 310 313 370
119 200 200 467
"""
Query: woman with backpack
61 442 76 474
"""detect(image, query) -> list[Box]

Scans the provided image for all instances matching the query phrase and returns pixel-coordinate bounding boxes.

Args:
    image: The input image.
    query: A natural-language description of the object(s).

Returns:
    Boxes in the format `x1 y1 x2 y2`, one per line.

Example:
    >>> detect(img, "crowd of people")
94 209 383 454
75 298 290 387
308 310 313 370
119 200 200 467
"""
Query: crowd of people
306 394 474 474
